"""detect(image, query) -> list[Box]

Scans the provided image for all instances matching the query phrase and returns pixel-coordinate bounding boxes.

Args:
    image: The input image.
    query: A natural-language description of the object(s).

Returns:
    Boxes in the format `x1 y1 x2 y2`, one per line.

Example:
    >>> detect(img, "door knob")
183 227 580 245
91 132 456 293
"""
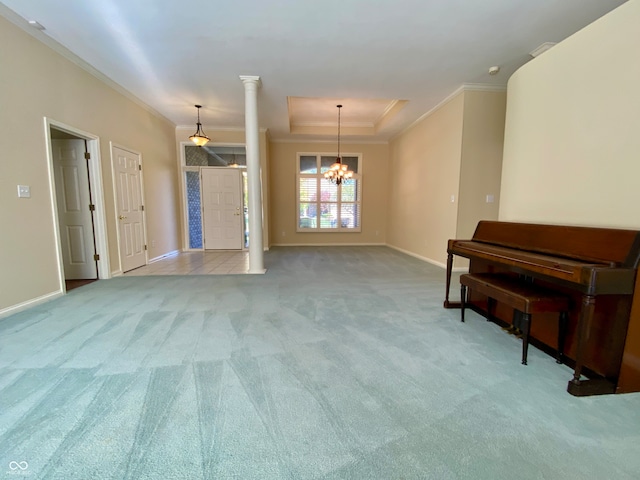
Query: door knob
119 215 127 220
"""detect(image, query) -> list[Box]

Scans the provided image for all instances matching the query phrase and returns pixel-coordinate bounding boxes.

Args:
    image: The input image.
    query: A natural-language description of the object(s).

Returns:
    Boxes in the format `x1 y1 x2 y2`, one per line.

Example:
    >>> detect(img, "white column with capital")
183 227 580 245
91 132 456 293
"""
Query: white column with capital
240 75 265 273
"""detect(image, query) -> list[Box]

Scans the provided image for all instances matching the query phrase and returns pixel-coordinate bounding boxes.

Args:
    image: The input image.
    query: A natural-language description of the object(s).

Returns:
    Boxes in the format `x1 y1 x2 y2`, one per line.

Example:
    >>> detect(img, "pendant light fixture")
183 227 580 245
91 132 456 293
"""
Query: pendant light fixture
189 104 210 147
324 104 354 185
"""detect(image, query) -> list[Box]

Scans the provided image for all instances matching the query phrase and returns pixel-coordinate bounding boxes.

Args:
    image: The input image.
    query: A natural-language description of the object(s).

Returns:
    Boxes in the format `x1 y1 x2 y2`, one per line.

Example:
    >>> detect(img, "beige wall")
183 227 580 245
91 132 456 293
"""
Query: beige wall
387 93 464 266
500 0 640 229
0 16 179 314
174 128 270 249
268 141 389 245
457 90 506 239
387 89 506 267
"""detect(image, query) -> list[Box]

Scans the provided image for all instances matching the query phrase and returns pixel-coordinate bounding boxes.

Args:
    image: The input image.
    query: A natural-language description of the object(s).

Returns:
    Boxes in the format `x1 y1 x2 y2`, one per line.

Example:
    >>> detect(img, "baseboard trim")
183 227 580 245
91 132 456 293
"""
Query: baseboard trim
149 250 180 264
0 290 64 319
270 242 386 247
386 244 468 272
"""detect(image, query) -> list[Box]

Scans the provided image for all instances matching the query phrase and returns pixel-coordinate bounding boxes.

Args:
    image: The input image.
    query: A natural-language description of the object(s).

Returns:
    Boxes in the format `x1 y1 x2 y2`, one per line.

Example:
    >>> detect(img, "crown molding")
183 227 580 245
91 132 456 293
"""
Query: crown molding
462 83 508 92
0 4 175 126
176 126 268 133
268 137 388 145
389 83 507 142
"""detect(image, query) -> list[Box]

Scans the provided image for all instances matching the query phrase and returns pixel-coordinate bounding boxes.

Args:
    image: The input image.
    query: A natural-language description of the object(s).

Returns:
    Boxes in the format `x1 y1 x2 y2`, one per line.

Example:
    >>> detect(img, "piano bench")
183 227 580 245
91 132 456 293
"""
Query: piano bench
460 273 570 366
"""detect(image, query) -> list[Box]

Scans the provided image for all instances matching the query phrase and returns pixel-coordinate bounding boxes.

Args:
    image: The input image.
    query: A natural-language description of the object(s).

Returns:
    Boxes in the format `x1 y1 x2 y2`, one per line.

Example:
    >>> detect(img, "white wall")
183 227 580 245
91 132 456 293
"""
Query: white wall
500 0 640 228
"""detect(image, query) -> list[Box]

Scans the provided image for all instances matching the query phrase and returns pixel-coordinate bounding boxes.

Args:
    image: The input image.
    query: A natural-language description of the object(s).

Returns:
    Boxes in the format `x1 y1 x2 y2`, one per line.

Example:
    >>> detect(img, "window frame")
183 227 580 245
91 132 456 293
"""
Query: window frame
296 152 362 233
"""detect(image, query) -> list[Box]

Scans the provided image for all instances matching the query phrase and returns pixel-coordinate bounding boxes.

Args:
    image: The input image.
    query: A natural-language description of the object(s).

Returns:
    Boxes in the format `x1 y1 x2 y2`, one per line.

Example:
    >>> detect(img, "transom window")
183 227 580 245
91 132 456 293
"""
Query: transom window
297 153 362 232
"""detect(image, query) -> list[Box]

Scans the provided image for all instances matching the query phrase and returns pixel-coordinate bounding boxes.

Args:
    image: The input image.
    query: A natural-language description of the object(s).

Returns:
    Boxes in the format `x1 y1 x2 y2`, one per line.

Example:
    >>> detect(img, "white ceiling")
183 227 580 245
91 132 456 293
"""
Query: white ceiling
0 0 627 142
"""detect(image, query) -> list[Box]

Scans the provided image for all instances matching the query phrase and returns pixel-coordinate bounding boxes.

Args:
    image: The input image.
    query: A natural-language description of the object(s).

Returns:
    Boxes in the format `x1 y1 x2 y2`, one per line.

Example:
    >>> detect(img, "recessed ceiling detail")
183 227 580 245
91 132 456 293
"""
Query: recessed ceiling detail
287 97 407 136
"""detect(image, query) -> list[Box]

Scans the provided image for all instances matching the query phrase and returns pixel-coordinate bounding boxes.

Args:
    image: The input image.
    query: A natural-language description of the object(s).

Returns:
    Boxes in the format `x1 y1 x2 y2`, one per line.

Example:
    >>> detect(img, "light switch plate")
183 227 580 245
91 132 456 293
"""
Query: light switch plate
17 185 31 198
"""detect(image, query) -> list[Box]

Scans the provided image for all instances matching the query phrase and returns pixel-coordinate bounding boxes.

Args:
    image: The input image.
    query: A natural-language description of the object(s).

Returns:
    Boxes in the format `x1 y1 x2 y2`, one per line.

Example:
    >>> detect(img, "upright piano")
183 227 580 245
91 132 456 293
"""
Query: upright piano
444 221 640 396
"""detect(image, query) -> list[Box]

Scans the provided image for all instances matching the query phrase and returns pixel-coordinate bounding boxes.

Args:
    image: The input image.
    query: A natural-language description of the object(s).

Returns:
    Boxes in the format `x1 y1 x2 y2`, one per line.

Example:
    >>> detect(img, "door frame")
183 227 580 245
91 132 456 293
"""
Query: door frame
44 118 111 293
110 142 148 274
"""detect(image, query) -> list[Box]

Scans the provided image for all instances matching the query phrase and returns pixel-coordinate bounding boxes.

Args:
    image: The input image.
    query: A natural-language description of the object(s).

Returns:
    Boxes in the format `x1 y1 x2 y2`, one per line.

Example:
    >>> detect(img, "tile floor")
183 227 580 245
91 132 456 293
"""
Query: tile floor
123 251 250 276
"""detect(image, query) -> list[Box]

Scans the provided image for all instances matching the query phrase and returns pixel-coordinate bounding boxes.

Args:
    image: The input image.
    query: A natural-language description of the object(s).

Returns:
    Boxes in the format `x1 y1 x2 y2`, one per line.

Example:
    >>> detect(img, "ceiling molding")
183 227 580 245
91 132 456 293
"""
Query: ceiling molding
269 138 388 145
176 126 268 133
0 4 175 127
462 83 508 92
389 83 506 142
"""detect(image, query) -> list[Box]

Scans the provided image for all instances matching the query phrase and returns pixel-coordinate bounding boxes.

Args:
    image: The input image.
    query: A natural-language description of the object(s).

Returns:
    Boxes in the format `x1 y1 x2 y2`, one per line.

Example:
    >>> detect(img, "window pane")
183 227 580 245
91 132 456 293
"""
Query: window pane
299 156 317 173
320 156 337 173
342 156 359 173
185 171 202 248
300 202 317 221
298 213 317 228
341 178 358 202
319 203 338 228
299 178 317 201
185 146 210 166
340 203 360 228
320 178 338 202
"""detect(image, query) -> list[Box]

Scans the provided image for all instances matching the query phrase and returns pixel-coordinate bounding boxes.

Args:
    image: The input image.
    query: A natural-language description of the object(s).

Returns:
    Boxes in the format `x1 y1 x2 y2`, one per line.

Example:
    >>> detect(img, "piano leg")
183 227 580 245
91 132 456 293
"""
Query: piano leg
567 295 616 396
460 284 467 322
444 252 461 308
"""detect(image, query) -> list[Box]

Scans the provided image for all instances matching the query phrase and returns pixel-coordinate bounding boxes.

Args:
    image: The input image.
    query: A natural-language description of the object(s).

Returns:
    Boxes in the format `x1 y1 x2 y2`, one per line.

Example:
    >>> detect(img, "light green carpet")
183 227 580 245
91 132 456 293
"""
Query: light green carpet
1 246 639 479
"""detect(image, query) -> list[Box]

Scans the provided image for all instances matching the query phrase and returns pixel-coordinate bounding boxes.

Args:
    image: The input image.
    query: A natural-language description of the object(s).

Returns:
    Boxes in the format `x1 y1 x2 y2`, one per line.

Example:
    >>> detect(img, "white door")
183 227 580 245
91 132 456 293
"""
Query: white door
202 168 243 250
52 139 98 280
113 146 146 272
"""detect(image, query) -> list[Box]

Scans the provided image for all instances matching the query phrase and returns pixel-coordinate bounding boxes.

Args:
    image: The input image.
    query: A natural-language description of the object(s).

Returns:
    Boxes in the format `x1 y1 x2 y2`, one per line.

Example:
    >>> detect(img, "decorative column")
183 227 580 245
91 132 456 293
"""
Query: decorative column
239 75 265 273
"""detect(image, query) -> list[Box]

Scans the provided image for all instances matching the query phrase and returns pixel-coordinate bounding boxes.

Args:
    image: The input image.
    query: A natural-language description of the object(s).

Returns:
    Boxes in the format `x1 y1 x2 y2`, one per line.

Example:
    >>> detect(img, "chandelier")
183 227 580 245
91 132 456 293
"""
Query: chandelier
189 104 210 147
324 104 354 185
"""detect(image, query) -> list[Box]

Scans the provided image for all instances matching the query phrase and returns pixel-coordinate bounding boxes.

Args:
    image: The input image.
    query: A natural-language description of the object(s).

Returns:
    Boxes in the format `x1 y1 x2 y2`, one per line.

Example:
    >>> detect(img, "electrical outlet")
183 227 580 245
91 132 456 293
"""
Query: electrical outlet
17 185 31 198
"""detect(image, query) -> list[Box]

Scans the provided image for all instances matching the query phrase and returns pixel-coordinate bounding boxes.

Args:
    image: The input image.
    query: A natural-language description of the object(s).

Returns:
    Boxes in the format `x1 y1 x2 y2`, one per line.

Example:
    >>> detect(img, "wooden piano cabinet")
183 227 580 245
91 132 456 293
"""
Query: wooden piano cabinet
617 269 640 393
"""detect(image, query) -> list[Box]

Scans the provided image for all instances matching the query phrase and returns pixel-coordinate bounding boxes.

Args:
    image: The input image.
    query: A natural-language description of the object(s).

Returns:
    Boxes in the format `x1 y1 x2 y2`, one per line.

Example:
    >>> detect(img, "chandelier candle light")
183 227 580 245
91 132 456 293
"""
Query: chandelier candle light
324 104 354 185
189 104 210 146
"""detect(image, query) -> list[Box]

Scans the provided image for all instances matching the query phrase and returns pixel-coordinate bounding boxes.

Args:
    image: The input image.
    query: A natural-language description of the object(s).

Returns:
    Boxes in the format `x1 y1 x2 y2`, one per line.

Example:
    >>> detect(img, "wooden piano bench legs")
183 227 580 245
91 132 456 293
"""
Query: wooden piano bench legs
460 273 570 366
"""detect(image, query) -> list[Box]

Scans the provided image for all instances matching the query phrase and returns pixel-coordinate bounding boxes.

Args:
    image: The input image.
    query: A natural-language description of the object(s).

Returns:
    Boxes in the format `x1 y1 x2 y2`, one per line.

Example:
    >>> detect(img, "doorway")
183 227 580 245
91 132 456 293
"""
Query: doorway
46 119 110 292
201 167 244 250
111 145 147 273
182 145 248 251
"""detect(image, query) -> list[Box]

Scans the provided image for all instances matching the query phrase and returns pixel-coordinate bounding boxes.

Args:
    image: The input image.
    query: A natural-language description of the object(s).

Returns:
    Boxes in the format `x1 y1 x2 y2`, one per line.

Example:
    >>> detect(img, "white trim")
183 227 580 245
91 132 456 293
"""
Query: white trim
0 290 64 319
0 4 173 126
110 143 149 272
148 250 181 263
461 83 507 92
270 242 386 247
389 83 507 142
386 244 468 272
269 138 388 145
44 118 112 293
176 126 268 133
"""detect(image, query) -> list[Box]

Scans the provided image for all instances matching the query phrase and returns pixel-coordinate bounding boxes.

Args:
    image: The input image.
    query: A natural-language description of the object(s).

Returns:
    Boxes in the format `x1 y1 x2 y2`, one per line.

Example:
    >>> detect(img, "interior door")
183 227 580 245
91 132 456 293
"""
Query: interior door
201 168 243 250
52 139 97 280
113 146 146 272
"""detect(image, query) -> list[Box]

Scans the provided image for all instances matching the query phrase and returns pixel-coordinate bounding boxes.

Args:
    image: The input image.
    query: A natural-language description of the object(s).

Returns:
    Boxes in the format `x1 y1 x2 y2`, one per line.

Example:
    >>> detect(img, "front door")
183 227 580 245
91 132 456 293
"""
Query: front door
113 146 146 272
52 139 98 279
201 168 243 250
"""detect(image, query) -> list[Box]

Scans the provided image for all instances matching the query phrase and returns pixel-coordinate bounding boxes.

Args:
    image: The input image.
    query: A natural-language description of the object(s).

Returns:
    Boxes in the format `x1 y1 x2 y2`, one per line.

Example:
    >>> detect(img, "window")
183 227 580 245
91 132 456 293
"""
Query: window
297 153 362 232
